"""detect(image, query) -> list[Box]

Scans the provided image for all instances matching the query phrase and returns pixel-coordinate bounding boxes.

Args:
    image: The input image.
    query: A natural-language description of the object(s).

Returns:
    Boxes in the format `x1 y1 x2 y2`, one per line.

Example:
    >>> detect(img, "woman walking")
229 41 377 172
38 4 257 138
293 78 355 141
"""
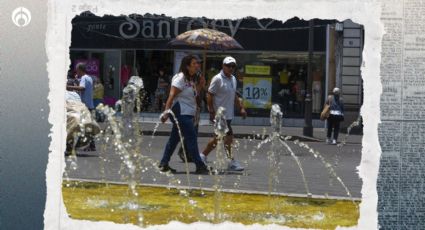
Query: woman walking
325 87 344 145
159 55 210 174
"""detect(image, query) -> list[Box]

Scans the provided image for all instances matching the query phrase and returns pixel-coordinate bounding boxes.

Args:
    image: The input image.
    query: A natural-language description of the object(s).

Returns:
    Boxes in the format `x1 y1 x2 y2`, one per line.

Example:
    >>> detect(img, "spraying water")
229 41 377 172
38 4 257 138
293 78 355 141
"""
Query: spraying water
212 107 228 223
161 109 192 190
64 92 361 226
268 105 283 212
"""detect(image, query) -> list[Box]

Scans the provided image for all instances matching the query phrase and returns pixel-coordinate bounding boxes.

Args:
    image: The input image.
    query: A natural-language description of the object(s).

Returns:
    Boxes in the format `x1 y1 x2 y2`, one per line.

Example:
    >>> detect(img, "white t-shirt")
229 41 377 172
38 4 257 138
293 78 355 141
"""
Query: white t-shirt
171 73 197 116
208 71 237 120
79 74 94 109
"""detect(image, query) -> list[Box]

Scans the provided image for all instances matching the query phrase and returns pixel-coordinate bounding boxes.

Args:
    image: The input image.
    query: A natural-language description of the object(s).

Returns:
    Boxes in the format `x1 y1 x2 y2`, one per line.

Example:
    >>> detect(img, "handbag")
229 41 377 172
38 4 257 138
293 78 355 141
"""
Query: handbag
320 104 330 120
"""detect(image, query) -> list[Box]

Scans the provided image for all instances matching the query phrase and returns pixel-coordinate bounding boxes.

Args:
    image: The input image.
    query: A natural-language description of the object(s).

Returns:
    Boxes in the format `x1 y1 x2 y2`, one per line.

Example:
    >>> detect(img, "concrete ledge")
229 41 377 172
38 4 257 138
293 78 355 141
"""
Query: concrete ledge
68 178 361 200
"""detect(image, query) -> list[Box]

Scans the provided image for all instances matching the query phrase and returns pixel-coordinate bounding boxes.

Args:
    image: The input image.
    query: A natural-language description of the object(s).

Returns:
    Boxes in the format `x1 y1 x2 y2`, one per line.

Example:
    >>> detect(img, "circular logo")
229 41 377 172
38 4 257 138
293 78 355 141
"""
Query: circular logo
12 7 31 27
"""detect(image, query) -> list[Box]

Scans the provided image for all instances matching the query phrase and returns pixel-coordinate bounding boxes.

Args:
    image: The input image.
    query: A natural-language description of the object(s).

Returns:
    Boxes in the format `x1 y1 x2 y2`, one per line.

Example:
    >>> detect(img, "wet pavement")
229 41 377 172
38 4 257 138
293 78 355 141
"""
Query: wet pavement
64 121 362 199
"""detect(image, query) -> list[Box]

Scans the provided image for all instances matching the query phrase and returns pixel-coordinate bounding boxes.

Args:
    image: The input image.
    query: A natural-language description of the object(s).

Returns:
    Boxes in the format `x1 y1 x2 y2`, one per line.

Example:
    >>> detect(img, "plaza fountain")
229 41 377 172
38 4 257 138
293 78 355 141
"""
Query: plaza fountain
63 77 361 228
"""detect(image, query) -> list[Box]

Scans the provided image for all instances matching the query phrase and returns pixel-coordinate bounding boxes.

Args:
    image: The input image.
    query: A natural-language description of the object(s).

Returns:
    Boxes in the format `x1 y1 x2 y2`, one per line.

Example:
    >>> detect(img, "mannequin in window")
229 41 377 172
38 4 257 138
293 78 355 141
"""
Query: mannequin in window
120 64 131 88
295 68 306 113
279 67 289 87
154 66 170 112
278 67 290 113
312 67 323 113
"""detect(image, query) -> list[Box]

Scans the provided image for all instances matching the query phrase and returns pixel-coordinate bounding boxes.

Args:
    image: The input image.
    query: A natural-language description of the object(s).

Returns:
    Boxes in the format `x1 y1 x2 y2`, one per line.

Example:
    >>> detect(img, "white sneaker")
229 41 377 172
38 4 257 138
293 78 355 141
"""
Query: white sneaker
331 139 337 145
326 138 331 144
200 153 207 164
228 159 244 171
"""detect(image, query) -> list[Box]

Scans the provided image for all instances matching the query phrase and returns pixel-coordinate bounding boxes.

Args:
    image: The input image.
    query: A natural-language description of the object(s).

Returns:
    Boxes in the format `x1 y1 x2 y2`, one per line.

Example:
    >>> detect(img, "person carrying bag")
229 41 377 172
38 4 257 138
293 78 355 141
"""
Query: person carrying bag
325 87 344 145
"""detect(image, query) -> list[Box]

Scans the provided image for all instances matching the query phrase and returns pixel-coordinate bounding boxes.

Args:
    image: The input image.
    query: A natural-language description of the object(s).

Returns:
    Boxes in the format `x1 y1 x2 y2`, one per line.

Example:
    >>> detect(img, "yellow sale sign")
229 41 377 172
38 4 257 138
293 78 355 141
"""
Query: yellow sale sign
243 77 272 109
245 65 271 75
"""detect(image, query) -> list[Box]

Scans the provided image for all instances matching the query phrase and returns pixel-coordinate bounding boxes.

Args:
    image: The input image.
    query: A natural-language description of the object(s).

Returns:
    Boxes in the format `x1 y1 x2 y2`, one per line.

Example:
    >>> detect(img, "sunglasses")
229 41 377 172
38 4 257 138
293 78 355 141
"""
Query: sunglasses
225 64 236 69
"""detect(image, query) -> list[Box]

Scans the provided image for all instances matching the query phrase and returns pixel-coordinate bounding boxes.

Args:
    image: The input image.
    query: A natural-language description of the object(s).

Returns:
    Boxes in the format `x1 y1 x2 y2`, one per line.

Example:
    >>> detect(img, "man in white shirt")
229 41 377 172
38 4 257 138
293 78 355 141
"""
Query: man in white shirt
200 56 247 171
66 63 94 110
66 63 96 151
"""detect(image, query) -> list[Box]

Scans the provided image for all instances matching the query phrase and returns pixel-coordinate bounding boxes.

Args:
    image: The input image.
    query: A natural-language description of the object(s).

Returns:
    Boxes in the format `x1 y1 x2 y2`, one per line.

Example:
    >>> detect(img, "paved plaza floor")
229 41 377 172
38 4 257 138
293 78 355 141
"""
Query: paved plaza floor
65 122 363 199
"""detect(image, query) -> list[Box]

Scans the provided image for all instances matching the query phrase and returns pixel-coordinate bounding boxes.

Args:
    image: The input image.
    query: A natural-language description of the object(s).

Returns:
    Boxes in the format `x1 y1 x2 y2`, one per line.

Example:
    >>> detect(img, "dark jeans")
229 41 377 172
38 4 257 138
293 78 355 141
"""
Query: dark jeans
327 115 341 140
160 114 206 168
88 108 96 149
225 120 233 136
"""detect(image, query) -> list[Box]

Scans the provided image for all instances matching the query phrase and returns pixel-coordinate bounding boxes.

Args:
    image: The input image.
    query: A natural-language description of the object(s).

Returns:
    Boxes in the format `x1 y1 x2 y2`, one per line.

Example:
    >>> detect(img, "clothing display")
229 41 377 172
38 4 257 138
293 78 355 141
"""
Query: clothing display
279 69 289 85
312 81 322 113
93 83 104 99
120 65 131 87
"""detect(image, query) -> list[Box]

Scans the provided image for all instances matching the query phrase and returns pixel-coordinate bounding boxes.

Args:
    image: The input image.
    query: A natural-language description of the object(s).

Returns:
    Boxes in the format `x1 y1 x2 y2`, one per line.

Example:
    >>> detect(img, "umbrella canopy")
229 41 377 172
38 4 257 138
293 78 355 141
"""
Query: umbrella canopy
168 28 243 126
167 28 243 50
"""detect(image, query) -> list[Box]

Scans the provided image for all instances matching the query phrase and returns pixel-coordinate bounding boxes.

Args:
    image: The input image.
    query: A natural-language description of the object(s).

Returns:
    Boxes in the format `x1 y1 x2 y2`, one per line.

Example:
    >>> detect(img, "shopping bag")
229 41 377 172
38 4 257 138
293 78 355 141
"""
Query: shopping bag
320 104 330 121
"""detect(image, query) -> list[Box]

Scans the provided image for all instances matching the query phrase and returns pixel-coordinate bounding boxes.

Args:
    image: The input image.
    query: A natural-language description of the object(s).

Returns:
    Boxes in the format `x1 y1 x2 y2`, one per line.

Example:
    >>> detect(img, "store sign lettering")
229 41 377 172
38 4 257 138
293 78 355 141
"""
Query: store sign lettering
119 17 140 39
256 20 275 30
87 24 106 31
118 16 260 39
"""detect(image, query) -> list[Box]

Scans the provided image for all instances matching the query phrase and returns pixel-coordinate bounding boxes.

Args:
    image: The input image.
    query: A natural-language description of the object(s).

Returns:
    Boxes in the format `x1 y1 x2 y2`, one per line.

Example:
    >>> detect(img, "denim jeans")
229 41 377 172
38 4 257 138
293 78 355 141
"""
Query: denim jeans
160 114 205 168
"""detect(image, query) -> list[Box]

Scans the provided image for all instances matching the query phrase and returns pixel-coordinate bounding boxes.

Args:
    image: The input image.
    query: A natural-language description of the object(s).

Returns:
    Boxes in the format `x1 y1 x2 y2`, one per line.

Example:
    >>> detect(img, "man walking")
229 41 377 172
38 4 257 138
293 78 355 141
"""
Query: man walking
66 63 96 151
200 56 247 171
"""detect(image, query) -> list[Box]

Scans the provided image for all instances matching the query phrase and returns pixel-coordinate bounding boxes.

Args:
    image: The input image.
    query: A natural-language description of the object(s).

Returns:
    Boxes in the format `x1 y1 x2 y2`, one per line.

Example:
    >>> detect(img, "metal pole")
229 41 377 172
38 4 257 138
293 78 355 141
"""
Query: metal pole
303 20 314 137
202 45 208 77
325 24 330 130
203 48 207 76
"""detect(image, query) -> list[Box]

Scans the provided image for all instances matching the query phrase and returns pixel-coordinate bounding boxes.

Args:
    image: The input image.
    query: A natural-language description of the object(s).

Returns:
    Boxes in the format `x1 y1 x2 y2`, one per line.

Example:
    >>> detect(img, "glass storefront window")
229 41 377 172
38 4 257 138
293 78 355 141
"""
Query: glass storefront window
69 49 326 118
134 50 174 112
202 51 326 117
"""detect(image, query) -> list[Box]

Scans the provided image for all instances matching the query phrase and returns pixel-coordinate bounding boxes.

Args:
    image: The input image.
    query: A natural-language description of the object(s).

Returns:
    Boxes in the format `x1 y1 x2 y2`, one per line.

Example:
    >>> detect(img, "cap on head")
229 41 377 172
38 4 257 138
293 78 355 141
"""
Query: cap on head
333 87 341 95
223 56 236 65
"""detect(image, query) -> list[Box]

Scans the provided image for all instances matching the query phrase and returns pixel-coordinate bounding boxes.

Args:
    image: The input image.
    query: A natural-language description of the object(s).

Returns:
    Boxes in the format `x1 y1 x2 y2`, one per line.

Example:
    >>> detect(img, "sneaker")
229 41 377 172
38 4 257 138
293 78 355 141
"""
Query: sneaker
158 164 176 173
331 139 337 145
326 138 331 144
195 165 213 174
200 153 207 164
228 159 244 171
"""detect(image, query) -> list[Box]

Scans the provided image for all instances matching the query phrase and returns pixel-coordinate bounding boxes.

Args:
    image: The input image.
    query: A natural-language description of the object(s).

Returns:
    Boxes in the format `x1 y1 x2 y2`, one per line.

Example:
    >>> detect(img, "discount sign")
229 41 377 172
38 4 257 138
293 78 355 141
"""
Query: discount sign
243 77 272 109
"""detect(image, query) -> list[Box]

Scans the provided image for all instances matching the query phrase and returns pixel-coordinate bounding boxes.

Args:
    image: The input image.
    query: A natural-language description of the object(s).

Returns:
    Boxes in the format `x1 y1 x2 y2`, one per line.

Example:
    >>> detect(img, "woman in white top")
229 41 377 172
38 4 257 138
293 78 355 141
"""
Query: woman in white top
159 55 210 174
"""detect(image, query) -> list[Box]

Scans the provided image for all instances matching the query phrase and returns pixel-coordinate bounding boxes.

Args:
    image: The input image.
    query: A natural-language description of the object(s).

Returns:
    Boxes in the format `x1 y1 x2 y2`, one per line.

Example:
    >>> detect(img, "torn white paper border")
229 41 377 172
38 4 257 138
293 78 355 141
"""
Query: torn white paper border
44 0 383 229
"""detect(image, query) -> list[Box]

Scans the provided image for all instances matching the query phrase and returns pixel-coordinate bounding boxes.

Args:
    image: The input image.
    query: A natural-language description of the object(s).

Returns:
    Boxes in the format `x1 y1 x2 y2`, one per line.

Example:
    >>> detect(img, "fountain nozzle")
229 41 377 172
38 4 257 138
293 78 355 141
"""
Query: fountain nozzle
270 104 283 134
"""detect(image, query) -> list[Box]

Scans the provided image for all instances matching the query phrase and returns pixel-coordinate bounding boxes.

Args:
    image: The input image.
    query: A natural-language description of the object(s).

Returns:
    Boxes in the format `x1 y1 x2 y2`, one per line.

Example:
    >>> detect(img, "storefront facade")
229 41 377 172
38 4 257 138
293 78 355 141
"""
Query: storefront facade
70 13 362 123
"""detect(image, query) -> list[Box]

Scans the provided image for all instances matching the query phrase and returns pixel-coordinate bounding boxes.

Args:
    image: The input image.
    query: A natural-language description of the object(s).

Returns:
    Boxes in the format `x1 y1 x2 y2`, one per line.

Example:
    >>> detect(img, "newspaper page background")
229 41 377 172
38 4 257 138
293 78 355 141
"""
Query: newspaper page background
378 0 425 228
